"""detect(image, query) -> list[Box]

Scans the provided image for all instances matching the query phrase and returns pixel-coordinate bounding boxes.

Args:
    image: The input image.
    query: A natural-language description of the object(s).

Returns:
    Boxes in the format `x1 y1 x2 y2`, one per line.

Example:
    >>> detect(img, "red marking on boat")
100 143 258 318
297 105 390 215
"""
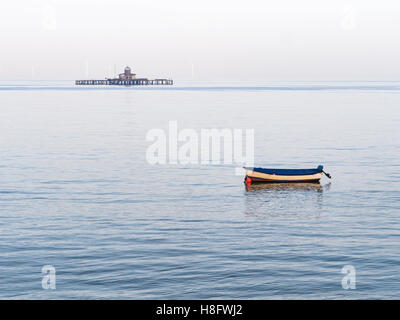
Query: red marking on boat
245 177 252 185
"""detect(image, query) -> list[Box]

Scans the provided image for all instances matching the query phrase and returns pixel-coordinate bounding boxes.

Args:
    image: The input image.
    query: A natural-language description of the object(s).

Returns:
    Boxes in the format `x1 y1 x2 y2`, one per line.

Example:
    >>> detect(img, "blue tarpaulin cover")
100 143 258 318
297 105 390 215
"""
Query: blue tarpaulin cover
245 166 323 176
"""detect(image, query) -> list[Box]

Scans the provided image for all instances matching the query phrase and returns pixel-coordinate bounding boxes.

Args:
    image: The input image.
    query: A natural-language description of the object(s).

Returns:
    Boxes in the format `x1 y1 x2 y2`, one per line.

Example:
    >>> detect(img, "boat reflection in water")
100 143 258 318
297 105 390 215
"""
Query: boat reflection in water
245 182 323 192
244 182 330 218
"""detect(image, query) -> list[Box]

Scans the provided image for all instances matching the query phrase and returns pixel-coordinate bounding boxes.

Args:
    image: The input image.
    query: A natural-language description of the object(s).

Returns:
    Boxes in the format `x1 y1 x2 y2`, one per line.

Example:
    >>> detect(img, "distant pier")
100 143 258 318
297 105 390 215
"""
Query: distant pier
75 79 173 86
75 66 173 86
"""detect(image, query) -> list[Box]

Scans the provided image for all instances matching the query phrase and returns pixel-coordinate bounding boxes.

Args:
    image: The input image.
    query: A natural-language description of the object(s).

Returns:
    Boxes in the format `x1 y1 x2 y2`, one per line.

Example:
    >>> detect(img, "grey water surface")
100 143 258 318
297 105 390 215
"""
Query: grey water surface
0 81 399 299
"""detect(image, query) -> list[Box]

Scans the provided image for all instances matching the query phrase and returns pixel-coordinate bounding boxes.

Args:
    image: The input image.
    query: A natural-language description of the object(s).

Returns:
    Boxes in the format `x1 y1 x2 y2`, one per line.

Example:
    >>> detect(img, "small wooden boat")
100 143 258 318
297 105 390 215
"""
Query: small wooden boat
244 165 331 184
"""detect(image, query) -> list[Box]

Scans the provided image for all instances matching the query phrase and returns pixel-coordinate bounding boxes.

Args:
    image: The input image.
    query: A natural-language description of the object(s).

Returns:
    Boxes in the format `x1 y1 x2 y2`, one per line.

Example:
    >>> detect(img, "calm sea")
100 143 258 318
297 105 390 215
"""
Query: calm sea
0 81 399 299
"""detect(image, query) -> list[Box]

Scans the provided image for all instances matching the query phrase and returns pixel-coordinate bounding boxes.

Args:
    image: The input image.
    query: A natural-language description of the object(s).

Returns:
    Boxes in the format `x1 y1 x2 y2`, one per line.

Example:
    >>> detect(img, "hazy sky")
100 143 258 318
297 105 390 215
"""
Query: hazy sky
0 0 399 81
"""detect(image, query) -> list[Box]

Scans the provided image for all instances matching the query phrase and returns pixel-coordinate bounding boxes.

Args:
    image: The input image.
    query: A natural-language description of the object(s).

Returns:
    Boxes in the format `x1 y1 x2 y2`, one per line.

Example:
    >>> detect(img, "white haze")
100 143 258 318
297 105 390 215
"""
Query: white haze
0 0 399 81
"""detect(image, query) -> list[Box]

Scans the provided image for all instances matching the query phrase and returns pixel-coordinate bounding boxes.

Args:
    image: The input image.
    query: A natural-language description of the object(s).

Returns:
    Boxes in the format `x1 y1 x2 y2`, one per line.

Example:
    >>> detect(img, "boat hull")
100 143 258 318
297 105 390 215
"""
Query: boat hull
245 168 322 183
